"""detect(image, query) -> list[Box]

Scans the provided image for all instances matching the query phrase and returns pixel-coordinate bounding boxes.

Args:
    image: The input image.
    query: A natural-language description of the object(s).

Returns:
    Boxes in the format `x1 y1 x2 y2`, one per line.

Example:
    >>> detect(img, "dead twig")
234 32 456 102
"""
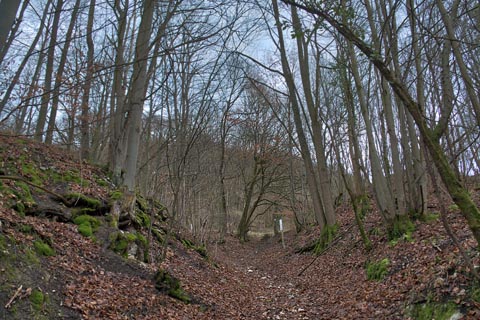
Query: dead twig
297 223 355 276
0 175 68 204
5 285 23 309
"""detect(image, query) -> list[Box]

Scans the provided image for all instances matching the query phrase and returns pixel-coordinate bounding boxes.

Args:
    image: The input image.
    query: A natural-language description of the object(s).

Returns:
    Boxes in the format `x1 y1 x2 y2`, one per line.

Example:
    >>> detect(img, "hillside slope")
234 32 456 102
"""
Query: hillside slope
1 135 480 319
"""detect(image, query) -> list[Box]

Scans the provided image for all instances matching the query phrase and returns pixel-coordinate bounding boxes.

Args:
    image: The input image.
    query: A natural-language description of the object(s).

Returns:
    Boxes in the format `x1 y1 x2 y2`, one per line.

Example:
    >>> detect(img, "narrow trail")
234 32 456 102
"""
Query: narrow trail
212 232 375 319
215 235 339 320
213 230 406 320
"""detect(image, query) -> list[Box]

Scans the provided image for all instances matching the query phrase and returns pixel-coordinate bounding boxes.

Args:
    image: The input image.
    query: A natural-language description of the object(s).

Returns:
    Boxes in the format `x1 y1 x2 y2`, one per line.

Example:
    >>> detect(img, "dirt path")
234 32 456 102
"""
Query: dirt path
215 236 331 320
214 231 409 320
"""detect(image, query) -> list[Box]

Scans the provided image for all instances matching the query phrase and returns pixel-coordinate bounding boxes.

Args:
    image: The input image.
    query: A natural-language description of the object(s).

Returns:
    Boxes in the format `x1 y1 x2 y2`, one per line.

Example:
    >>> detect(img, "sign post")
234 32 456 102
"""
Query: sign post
279 218 285 249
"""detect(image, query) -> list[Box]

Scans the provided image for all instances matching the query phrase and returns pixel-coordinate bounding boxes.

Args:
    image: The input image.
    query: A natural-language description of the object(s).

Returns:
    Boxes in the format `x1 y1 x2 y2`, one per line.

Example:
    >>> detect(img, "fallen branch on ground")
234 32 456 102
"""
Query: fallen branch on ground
297 223 355 276
0 175 68 204
5 285 23 309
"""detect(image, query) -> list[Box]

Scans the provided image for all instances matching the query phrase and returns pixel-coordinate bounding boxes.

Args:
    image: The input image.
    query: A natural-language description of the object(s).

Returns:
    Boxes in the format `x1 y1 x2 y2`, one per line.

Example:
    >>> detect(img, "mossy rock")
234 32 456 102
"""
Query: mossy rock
152 228 165 243
133 210 151 228
74 215 100 231
65 193 101 209
72 207 98 218
154 269 191 303
73 215 101 237
109 190 123 201
109 231 148 259
181 238 208 259
77 223 93 237
33 240 55 256
136 194 149 212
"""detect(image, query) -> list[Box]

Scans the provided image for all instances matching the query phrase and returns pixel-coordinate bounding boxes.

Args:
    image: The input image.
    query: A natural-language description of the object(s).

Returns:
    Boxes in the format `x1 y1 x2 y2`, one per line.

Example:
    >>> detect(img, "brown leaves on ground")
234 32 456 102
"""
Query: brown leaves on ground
1 135 480 319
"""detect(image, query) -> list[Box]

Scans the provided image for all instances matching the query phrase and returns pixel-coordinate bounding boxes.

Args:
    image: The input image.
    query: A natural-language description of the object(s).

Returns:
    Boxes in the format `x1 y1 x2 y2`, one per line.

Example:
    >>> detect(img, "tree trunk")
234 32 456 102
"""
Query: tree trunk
291 5 336 226
271 0 326 228
0 0 28 66
79 0 96 160
109 0 129 184
35 0 64 142
0 0 22 55
281 0 480 246
0 0 50 115
122 0 155 191
45 0 81 144
347 40 396 221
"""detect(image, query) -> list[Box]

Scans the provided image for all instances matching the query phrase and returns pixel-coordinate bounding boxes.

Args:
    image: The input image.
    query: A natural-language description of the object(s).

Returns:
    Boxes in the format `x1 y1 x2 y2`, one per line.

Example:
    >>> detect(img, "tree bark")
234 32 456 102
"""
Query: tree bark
271 0 326 228
291 5 336 226
45 0 81 144
80 0 96 160
281 0 480 246
122 0 155 191
35 0 64 142
0 0 22 55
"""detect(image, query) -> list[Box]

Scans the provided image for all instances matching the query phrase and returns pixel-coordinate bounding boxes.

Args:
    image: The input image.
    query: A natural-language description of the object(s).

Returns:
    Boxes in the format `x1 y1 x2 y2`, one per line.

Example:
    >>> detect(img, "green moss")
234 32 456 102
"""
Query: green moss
72 207 98 217
195 245 208 258
109 190 123 201
73 215 100 230
18 224 34 234
388 215 415 242
136 233 148 247
29 289 45 310
24 247 40 265
96 178 109 187
154 269 191 303
181 238 208 259
448 204 459 211
78 223 92 237
12 201 26 217
134 210 151 228
64 170 82 183
33 240 55 256
74 215 100 237
109 232 133 256
313 224 339 255
65 193 101 209
420 212 440 223
471 285 480 303
0 234 6 251
408 300 457 320
136 194 149 212
296 224 339 254
152 228 164 243
109 231 148 259
366 258 389 281
21 162 44 186
11 182 36 216
369 227 381 236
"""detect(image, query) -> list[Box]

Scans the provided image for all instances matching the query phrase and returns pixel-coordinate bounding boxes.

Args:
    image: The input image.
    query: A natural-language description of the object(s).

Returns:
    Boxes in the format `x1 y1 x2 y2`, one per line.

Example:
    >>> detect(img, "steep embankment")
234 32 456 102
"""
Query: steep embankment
0 135 268 319
1 135 480 319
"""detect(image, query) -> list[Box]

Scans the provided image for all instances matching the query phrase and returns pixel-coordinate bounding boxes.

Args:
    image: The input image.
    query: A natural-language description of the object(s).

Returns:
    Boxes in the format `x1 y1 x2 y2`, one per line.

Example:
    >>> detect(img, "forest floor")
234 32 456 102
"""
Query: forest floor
0 135 480 319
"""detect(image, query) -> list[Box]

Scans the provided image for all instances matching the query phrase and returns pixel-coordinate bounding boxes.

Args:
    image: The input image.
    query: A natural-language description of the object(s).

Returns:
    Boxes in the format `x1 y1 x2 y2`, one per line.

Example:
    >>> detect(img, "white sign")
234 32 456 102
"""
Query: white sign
279 218 283 231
